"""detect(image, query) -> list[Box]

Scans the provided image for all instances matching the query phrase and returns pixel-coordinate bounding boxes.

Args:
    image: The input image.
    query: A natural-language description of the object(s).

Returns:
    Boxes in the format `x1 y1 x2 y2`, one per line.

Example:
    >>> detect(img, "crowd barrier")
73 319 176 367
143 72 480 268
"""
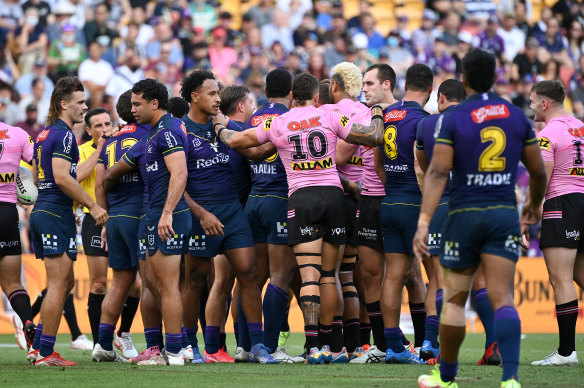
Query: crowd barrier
0 255 582 334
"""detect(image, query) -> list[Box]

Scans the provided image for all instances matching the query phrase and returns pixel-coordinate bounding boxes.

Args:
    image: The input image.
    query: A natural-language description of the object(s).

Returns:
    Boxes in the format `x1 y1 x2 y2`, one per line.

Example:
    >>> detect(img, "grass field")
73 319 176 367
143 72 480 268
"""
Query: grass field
0 333 582 387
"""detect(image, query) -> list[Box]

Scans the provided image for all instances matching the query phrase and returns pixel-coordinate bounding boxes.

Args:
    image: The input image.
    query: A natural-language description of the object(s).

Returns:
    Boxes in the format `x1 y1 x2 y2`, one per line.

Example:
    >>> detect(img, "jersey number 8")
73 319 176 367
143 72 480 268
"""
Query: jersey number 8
383 125 398 160
479 126 506 172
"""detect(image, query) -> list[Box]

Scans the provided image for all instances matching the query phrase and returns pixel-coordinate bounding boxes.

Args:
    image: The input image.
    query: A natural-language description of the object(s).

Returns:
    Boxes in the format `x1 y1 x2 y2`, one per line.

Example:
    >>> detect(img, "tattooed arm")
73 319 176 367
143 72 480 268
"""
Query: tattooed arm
212 113 263 149
343 105 386 147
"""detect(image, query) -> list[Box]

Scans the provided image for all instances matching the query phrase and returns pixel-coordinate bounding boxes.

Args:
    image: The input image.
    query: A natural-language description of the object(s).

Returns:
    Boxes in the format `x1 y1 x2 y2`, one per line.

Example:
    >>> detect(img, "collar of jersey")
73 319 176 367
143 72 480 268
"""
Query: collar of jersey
465 92 499 103
183 116 216 142
51 118 71 131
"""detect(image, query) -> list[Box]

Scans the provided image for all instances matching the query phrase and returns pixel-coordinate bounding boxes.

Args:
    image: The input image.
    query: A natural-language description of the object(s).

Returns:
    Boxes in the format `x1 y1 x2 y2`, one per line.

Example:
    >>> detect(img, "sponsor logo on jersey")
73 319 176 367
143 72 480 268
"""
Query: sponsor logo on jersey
384 110 407 122
347 155 364 167
146 161 159 172
63 132 73 153
538 137 551 151
36 130 50 142
287 116 322 131
252 114 279 127
263 117 273 131
291 157 333 171
164 131 178 148
471 104 510 124
568 126 584 138
180 122 187 135
340 115 350 128
117 124 137 134
0 172 15 183
189 235 206 249
265 152 278 162
195 153 229 168
465 173 512 186
569 167 584 176
0 129 9 139
28 136 33 144
192 137 201 148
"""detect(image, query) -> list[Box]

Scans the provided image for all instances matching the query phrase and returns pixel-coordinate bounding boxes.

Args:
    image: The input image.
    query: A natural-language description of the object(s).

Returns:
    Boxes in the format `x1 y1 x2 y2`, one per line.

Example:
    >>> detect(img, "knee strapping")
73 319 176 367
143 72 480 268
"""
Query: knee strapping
440 269 473 327
299 295 320 304
298 263 322 271
320 269 335 278
295 252 322 257
340 261 356 273
441 302 466 326
301 281 320 288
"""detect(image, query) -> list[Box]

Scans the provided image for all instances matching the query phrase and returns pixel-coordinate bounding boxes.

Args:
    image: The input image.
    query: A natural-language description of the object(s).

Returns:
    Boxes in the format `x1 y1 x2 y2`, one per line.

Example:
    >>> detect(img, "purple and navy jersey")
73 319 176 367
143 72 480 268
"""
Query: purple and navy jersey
184 116 236 203
380 100 429 201
435 92 537 210
98 123 150 215
241 102 289 196
34 119 79 207
146 113 188 210
228 120 252 204
416 105 457 198
122 136 149 214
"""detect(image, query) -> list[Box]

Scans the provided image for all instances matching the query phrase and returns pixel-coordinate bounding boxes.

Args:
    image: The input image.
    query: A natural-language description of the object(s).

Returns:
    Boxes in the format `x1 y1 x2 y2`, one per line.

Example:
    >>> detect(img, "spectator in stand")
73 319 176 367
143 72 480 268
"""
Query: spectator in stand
323 35 349 69
240 13 257 37
13 7 47 76
512 74 534 114
541 59 562 83
322 12 348 45
567 20 584 65
306 50 327 80
261 9 294 53
293 11 318 47
66 0 88 31
512 37 543 83
240 46 268 85
0 0 22 49
14 58 54 100
188 0 217 33
476 14 506 61
463 0 497 23
83 2 117 66
218 11 242 48
441 11 461 48
498 12 525 63
277 0 313 30
47 1 86 46
22 0 51 28
314 0 333 34
183 41 211 71
389 15 413 53
411 9 442 59
494 76 512 102
538 17 573 68
354 12 385 54
145 41 183 90
268 41 288 68
17 77 49 125
115 22 147 65
209 27 237 81
453 32 475 75
424 37 457 75
78 42 114 108
531 6 553 40
119 7 153 48
47 24 87 83
284 49 304 76
570 70 584 119
347 0 372 30
14 103 42 138
246 0 274 29
146 20 184 70
0 81 19 125
105 45 143 108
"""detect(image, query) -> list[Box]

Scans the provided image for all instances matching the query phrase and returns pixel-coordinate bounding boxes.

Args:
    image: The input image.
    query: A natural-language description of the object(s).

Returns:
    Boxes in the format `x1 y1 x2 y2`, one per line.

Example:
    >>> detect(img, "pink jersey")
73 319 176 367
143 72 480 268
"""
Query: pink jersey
538 115 584 200
320 99 371 191
256 105 352 196
0 123 34 203
359 145 385 196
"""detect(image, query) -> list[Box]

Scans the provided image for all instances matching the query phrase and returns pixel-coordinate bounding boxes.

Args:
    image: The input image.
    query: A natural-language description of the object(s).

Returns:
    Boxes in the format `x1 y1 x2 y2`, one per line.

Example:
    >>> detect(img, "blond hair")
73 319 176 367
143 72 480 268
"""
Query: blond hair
331 62 363 99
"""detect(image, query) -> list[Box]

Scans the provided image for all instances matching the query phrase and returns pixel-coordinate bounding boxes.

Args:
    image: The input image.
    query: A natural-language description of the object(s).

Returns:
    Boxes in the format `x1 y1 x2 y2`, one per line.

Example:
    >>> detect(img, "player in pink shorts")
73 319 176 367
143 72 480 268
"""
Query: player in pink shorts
0 123 36 352
530 80 584 366
212 72 386 364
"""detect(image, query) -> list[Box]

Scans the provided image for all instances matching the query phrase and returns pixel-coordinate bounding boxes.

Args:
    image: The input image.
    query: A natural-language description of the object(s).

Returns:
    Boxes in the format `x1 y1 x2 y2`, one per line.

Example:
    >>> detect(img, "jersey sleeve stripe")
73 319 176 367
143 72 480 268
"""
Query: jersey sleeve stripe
53 152 72 160
162 146 184 155
524 137 537 145
122 153 135 166
435 138 453 145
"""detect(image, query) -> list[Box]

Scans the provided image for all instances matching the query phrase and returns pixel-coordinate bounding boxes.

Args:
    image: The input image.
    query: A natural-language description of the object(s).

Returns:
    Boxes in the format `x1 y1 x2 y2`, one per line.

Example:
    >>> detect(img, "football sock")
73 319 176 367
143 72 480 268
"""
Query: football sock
204 325 220 354
63 293 82 341
158 324 164 349
186 326 198 348
144 326 161 349
319 324 332 348
8 289 33 324
494 306 520 381
181 327 189 349
436 289 443 320
98 323 115 351
366 301 386 351
87 293 105 345
556 299 578 356
474 288 496 348
263 283 288 352
409 302 426 348
384 327 404 353
247 322 263 347
425 315 440 348
331 316 344 352
281 308 290 332
220 332 227 350
360 322 371 346
165 332 182 355
305 324 318 351
343 318 360 353
118 296 140 336
233 322 239 346
39 334 56 357
31 289 47 318
440 360 458 382
238 299 251 351
32 323 42 350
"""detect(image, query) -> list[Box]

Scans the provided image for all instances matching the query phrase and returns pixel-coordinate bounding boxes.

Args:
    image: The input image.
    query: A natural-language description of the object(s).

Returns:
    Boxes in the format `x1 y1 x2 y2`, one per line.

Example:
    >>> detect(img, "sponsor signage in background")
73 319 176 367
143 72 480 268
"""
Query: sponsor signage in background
0 256 582 334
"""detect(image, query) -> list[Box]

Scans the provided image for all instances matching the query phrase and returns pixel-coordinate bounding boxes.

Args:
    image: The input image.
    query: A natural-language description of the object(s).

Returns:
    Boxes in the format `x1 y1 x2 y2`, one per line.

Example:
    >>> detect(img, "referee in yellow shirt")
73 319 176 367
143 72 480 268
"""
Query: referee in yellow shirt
77 107 112 346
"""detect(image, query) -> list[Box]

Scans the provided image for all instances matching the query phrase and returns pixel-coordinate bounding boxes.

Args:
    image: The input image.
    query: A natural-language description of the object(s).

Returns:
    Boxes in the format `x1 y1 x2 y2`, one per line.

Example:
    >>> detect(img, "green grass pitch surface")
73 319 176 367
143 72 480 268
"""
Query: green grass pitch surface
0 333 582 387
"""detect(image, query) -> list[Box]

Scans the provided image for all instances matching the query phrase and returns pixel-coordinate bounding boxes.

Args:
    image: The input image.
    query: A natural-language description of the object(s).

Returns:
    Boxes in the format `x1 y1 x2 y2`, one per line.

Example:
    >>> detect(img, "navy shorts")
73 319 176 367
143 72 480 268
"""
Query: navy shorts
30 205 77 261
145 208 191 257
138 214 147 260
428 201 449 256
245 194 288 245
189 199 254 258
440 205 521 269
107 214 140 269
380 199 420 255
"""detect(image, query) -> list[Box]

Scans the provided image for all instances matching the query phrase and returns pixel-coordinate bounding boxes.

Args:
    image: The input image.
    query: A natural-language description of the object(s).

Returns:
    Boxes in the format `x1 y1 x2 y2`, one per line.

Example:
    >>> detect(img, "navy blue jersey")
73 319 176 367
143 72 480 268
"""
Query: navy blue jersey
184 116 236 203
436 92 537 209
145 113 188 210
416 105 456 198
123 136 149 214
34 119 79 207
241 102 289 196
98 123 150 214
380 100 429 201
228 120 252 204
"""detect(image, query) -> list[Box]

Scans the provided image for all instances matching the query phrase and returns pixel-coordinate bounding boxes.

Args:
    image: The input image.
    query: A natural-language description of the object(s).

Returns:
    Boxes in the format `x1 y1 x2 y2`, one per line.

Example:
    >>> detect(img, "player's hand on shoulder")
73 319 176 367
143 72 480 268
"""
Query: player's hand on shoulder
199 210 224 236
212 112 229 131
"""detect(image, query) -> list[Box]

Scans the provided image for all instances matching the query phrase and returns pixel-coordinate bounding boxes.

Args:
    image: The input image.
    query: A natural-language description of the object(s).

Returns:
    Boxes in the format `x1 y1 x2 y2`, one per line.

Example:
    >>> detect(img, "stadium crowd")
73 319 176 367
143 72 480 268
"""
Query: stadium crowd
0 1 583 387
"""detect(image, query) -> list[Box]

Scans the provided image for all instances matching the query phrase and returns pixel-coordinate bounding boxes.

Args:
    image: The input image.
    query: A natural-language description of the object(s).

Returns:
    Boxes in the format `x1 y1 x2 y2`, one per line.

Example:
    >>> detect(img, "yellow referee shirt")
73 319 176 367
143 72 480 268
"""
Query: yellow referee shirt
78 139 98 213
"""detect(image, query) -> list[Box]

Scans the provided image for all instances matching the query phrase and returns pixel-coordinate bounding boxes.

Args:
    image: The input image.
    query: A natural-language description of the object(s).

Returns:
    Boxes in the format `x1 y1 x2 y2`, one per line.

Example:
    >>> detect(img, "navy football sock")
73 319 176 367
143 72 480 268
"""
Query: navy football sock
474 288 496 348
494 306 521 381
263 283 288 352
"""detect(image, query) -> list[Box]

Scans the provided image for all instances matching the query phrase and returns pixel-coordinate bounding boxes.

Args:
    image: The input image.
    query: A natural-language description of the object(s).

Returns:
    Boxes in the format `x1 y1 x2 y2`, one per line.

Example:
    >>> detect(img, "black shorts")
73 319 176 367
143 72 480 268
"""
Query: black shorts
343 195 358 246
0 202 21 256
352 195 384 251
540 193 584 252
82 213 108 257
287 186 347 246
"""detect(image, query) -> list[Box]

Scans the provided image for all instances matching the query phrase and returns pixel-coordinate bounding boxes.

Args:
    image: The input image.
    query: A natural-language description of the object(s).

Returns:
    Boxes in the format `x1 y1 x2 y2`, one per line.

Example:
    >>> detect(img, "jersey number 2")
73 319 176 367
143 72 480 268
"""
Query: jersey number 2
479 126 506 172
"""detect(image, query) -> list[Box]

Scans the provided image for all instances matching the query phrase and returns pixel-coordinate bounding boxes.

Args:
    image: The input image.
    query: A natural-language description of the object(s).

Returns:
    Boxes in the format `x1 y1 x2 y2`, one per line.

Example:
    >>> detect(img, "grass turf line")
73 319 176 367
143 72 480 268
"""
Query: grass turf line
0 333 582 387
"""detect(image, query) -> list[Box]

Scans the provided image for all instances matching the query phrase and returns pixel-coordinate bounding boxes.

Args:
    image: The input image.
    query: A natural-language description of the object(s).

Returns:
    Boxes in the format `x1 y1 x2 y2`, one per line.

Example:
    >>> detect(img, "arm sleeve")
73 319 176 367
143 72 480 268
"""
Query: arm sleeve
435 113 454 147
415 120 425 150
255 116 274 144
159 127 185 156
21 133 34 164
536 127 554 162
327 111 352 140
52 131 76 161
122 140 141 167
